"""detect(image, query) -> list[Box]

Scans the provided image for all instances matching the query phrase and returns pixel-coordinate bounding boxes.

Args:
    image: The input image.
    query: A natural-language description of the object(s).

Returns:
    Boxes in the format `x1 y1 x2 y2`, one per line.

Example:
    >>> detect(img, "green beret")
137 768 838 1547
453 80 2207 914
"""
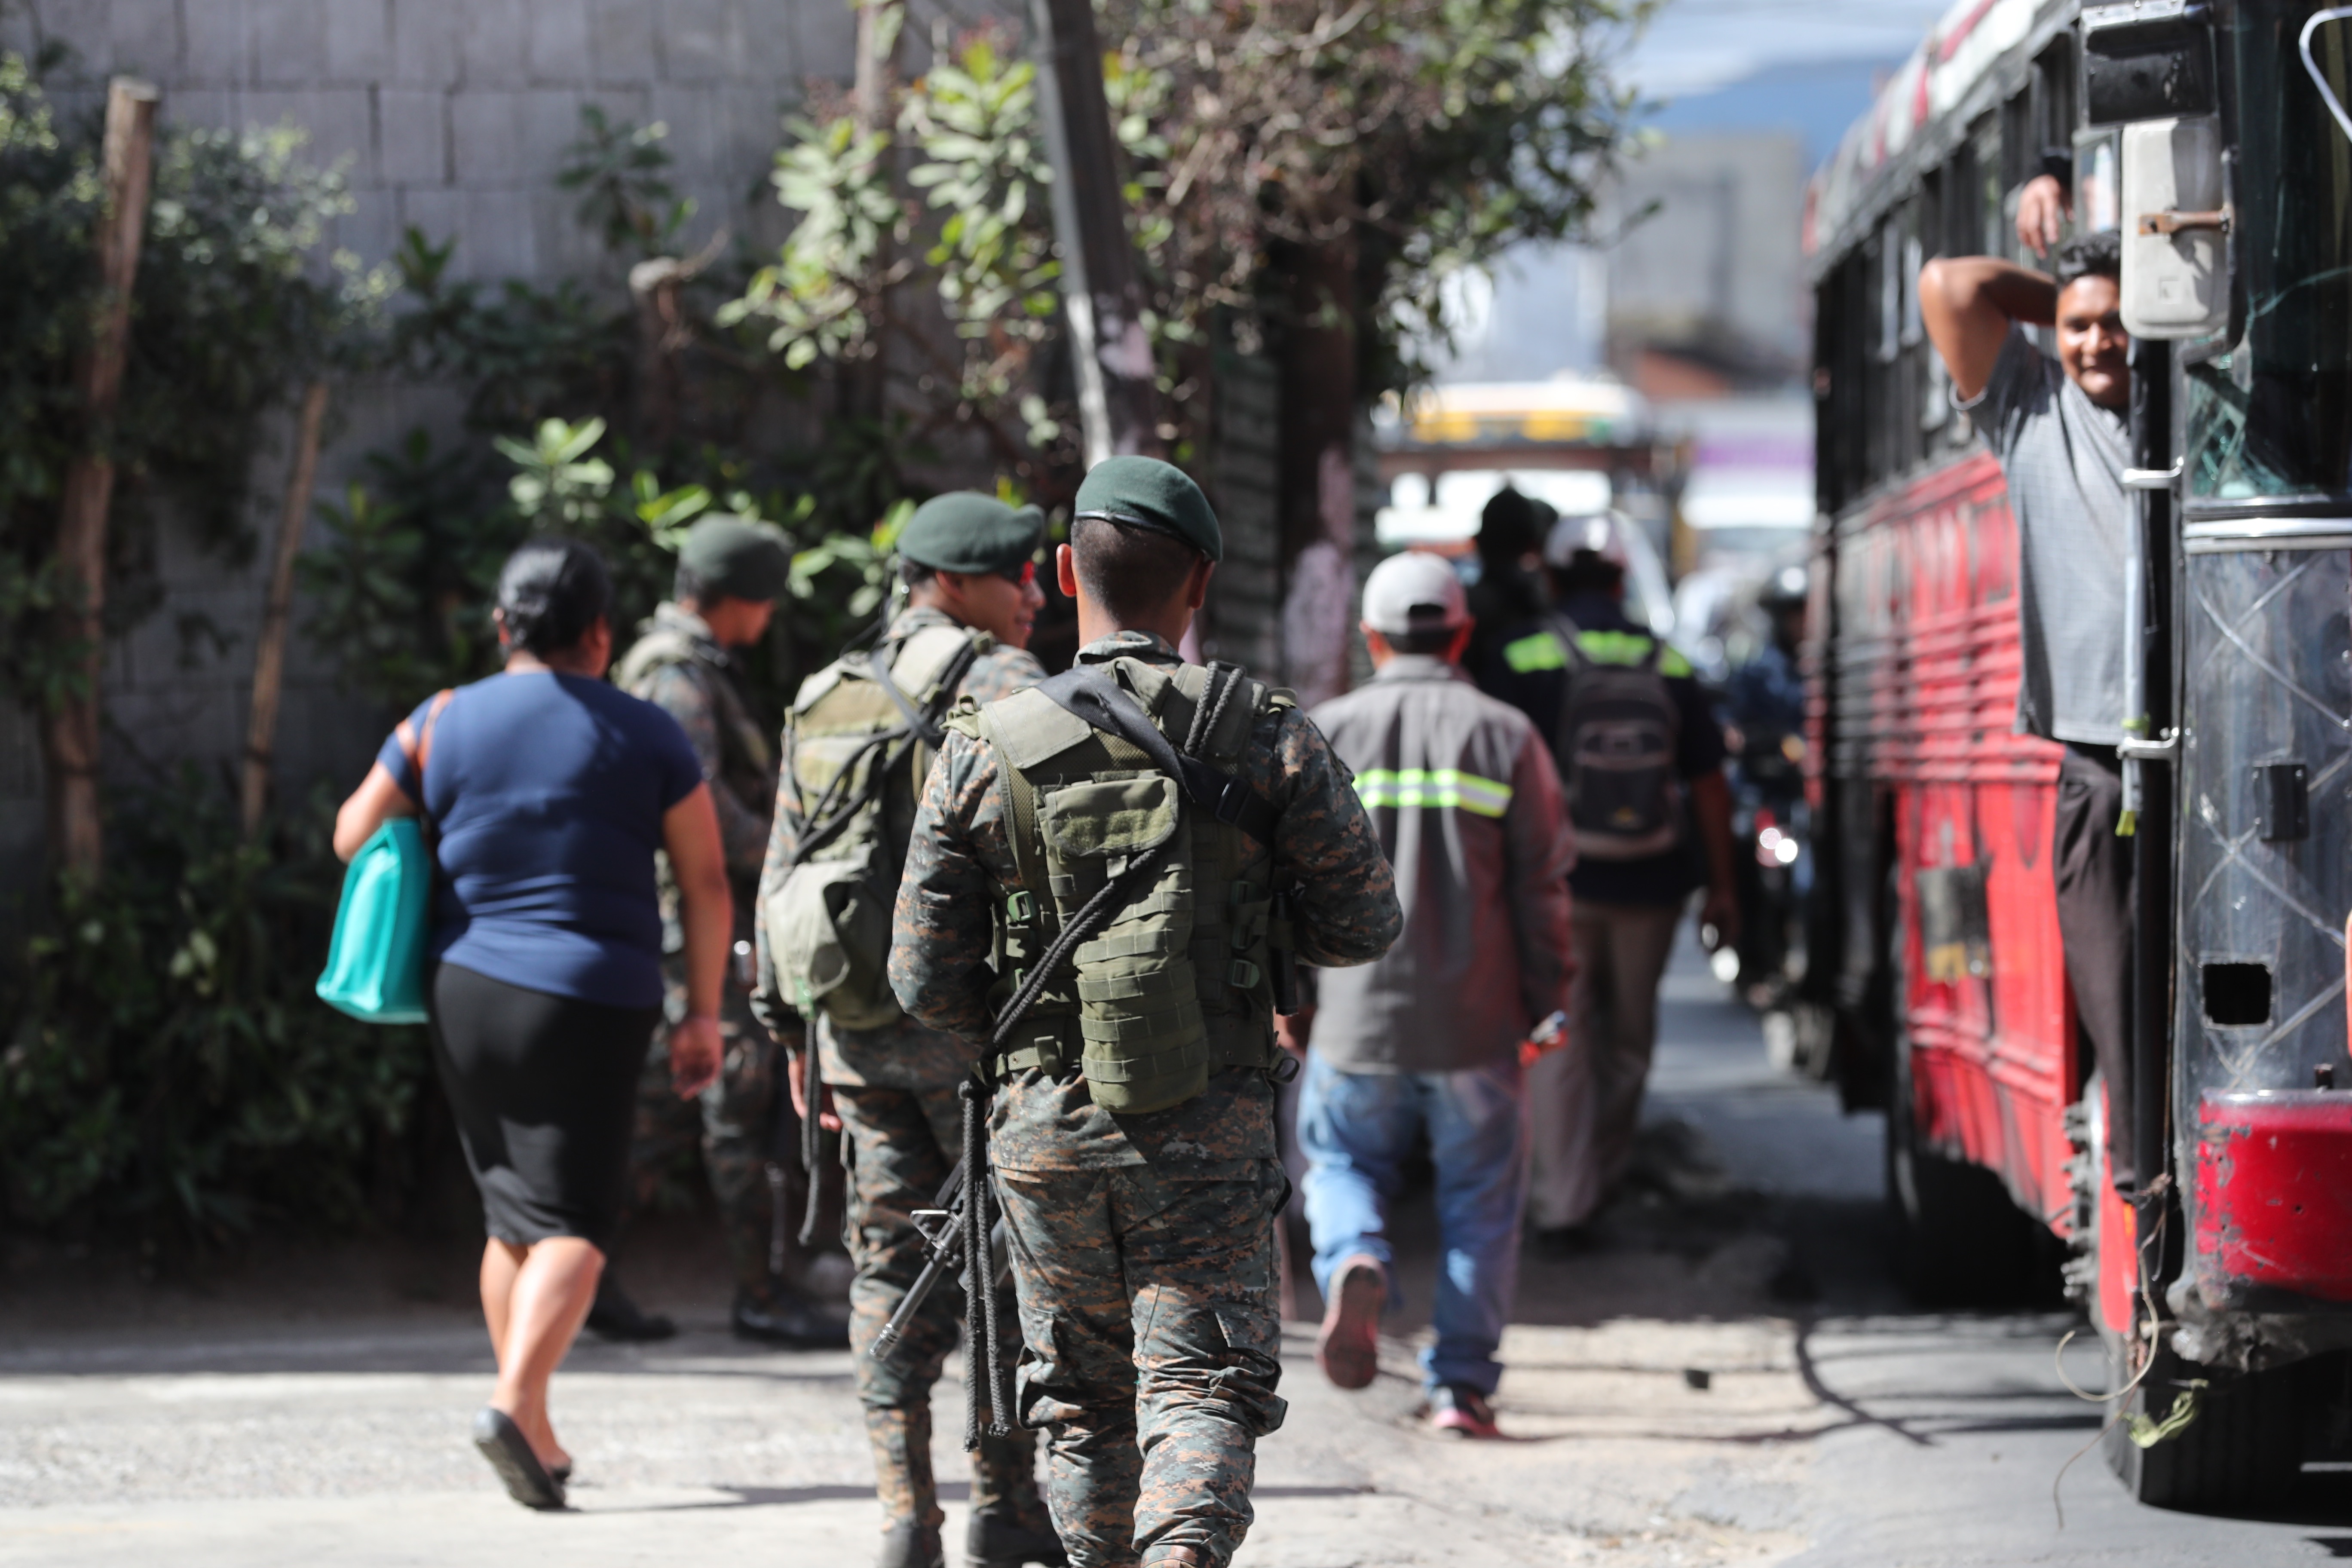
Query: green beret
1072 456 1222 564
897 492 1045 575
680 515 792 603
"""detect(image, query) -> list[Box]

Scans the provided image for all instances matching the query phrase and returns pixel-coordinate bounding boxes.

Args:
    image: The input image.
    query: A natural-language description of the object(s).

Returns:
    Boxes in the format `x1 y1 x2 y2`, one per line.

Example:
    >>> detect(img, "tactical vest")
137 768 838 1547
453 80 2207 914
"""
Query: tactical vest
766 620 987 1030
959 656 1291 1114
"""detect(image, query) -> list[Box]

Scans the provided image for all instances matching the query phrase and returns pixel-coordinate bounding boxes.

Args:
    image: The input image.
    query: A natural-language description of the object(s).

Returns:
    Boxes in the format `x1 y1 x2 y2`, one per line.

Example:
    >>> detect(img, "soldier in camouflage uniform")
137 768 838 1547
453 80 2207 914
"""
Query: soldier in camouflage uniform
753 493 1065 1568
888 458 1403 1568
612 515 845 1347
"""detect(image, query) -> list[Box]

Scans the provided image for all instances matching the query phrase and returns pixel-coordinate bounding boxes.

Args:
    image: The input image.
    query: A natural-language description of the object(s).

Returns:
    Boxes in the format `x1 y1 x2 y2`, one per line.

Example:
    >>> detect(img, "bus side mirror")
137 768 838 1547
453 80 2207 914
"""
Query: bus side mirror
2082 2 2217 127
2119 116 2230 339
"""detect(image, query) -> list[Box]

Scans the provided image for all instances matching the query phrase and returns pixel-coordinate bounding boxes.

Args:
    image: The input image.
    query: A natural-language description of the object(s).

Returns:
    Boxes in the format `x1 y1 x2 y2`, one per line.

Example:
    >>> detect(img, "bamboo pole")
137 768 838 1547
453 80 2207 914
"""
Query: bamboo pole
240 380 330 839
42 77 159 885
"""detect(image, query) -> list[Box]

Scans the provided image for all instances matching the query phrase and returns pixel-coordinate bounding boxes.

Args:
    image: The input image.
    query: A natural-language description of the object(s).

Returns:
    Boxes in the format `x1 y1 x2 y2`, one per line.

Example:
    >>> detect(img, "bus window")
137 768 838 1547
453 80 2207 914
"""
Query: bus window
2074 132 2120 235
1874 224 1901 368
1969 115 2005 260
2035 36 2076 162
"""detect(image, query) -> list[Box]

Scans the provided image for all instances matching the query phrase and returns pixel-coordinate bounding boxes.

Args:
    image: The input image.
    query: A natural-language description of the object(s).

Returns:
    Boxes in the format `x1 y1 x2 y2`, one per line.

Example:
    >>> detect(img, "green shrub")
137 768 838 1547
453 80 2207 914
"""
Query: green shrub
0 774 425 1246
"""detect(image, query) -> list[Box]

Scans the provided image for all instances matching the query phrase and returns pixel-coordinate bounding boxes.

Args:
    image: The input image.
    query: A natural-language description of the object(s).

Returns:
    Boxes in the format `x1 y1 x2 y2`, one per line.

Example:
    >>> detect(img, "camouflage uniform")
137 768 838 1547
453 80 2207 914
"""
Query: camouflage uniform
889 630 1403 1568
752 603 1054 1538
616 601 803 1308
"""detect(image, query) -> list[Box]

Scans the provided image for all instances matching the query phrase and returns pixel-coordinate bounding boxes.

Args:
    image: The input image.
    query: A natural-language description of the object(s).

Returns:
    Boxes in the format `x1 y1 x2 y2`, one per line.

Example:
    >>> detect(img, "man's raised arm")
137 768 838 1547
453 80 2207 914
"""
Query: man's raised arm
1918 256 2059 402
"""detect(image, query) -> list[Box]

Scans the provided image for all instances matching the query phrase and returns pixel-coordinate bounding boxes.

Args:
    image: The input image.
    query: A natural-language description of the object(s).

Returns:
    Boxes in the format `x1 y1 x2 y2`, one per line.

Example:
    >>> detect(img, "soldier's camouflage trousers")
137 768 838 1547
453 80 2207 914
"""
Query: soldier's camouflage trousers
834 1081 1047 1534
627 977 800 1302
999 1159 1289 1568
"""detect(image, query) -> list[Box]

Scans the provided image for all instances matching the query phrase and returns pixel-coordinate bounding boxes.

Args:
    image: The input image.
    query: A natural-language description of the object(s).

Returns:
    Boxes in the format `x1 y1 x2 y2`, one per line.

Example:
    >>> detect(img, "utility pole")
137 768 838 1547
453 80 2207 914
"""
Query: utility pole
44 77 159 884
847 0 902 436
1029 0 1159 464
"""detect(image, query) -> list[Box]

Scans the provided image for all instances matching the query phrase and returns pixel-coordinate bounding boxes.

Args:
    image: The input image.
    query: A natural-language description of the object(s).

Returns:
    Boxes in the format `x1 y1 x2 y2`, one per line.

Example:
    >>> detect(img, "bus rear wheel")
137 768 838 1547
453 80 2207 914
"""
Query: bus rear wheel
1885 1033 2053 1305
2101 1341 2301 1510
2076 1078 2303 1509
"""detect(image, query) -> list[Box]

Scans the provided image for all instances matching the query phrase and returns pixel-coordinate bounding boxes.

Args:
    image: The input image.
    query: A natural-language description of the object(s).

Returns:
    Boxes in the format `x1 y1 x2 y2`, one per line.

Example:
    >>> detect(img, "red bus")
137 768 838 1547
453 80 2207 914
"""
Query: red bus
1806 0 2352 1508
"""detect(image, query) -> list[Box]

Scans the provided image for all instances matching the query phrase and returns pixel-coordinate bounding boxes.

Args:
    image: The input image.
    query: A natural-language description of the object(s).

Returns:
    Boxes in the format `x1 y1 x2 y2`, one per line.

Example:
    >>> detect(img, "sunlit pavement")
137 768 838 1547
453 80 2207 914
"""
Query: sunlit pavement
4 939 2347 1565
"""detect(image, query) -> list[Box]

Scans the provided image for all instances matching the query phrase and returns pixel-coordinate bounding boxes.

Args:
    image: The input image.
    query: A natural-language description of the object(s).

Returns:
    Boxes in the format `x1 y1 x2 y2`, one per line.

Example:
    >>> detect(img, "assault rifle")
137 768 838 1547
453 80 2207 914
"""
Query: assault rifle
869 1155 1008 1363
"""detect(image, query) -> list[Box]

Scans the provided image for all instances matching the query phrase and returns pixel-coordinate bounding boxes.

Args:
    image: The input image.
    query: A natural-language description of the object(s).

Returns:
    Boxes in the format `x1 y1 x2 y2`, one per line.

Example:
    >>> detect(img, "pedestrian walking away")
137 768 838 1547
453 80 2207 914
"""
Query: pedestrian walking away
331 538 730 1511
888 455 1403 1568
1918 225 2136 1188
1288 549 1575 1440
611 513 844 1349
751 491 1063 1568
1462 485 1550 709
1507 512 1736 1235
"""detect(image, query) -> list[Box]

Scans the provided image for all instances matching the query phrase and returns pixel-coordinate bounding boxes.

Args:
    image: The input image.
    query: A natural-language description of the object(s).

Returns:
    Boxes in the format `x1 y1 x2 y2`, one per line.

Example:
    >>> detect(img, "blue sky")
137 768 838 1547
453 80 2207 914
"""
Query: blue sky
1622 0 1954 98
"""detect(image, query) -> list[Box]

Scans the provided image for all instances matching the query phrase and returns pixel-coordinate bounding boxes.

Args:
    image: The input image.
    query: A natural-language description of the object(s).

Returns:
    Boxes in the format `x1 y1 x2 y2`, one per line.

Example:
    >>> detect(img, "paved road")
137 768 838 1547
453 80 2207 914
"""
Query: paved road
4 940 2347 1565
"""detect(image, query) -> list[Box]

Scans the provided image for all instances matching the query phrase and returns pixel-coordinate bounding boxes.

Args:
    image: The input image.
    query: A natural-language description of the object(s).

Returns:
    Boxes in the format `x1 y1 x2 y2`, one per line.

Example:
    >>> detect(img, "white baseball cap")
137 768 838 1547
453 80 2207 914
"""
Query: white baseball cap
1543 511 1631 570
1361 550 1468 635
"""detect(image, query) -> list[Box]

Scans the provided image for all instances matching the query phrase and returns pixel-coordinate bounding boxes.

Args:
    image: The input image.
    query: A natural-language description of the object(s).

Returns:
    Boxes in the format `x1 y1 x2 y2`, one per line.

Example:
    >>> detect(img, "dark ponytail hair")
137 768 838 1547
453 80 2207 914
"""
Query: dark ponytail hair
496 537 612 656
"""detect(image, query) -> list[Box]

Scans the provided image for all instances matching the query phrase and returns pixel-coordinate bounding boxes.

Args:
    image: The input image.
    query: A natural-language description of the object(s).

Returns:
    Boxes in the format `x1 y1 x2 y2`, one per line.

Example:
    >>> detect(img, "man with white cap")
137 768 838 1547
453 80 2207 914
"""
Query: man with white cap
1280 550 1576 1439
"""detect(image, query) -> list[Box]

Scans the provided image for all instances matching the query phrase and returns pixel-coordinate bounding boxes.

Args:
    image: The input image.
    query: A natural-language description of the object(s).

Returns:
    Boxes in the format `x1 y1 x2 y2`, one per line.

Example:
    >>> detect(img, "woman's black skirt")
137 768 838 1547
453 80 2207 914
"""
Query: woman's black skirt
426 962 659 1250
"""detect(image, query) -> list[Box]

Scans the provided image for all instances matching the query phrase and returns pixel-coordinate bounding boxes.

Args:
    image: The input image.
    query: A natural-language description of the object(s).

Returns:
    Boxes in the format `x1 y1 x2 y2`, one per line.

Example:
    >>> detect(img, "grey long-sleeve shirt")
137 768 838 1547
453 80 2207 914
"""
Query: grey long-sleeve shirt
1305 654 1575 1074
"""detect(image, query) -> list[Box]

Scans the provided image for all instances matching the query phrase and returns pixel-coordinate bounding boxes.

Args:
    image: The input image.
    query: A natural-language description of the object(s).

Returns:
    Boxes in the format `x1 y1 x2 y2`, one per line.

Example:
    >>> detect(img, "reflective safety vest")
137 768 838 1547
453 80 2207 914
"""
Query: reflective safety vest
1500 624 1695 680
1508 617 1689 862
1351 767 1515 819
956 656 1292 1114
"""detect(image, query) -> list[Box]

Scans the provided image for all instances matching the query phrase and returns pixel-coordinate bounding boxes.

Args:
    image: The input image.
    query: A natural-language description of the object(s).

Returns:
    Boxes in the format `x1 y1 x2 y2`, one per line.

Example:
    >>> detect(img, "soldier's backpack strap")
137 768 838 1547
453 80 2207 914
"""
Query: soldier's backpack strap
974 689 1084 1078
612 622 697 691
867 624 988 748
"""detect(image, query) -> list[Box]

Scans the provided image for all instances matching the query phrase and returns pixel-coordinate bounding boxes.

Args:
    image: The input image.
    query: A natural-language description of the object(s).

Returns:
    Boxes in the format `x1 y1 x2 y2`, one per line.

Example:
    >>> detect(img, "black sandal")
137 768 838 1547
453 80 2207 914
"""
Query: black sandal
472 1406 567 1510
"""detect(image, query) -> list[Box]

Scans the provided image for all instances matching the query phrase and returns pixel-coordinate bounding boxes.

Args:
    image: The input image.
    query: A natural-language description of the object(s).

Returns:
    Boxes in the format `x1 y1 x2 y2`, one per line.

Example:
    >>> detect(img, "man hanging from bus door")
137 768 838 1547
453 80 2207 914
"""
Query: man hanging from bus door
1917 210 2138 1191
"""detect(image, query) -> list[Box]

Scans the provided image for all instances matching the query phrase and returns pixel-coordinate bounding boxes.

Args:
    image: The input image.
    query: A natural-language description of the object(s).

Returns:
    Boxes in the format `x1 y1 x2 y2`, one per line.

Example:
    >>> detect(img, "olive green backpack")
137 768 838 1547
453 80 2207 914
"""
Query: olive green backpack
964 656 1294 1114
766 622 983 1030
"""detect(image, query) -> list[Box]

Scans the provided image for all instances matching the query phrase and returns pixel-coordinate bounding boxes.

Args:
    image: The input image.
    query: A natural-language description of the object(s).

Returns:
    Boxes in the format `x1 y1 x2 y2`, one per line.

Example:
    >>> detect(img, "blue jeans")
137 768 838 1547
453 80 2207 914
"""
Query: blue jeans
1296 1050 1528 1395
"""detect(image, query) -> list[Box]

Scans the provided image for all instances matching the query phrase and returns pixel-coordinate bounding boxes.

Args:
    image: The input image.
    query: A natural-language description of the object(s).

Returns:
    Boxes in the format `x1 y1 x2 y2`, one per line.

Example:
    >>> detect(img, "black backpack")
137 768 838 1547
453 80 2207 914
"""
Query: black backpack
1553 615 1683 861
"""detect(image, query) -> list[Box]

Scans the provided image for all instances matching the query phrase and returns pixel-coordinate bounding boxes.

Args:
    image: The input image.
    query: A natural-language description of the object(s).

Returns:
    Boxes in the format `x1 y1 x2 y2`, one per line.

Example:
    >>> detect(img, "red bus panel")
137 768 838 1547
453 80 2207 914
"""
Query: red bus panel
1844 450 2076 1232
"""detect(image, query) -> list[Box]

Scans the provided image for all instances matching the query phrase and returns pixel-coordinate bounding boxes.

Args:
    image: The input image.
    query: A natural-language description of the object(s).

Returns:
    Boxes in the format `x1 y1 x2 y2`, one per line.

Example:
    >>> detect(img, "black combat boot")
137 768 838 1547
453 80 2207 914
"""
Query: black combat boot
966 1507 1068 1567
875 1520 945 1568
584 1275 677 1342
730 1286 850 1348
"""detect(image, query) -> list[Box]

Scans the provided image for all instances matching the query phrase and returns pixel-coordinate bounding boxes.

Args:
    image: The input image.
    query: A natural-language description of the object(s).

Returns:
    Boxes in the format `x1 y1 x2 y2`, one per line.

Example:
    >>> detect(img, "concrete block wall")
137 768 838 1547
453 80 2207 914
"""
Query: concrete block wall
0 0 879 900
11 0 854 282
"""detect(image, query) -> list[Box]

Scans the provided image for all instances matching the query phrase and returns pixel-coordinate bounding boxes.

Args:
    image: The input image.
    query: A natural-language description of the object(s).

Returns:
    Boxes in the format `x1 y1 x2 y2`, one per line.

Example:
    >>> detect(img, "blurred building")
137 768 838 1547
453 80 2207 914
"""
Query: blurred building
1606 131 1810 396
1406 124 1816 641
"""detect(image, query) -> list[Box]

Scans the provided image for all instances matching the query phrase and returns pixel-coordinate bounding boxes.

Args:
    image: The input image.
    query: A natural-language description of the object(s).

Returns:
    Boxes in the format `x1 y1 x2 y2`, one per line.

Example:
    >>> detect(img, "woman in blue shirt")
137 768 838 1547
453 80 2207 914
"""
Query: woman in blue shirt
334 539 729 1511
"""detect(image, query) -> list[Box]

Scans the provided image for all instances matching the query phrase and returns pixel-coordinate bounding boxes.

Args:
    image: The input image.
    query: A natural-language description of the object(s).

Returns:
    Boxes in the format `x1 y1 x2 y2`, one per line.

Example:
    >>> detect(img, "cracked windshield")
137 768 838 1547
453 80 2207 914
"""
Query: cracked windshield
2187 1 2352 501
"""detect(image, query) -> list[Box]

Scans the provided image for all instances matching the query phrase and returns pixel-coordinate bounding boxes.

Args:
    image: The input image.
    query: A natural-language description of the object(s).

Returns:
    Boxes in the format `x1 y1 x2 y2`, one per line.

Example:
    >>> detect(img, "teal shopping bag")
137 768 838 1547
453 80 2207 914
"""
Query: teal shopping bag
316 818 433 1023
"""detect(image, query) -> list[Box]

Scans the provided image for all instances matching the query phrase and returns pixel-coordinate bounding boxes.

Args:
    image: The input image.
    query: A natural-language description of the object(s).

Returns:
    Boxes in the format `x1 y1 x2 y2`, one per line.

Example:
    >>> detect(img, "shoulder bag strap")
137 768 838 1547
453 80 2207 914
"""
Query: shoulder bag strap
390 688 454 840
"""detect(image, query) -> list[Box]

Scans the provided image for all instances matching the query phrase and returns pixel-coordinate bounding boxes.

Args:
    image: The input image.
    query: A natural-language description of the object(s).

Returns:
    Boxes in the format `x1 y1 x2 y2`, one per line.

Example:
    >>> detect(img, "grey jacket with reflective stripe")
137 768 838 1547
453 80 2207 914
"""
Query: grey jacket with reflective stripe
1305 655 1575 1074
